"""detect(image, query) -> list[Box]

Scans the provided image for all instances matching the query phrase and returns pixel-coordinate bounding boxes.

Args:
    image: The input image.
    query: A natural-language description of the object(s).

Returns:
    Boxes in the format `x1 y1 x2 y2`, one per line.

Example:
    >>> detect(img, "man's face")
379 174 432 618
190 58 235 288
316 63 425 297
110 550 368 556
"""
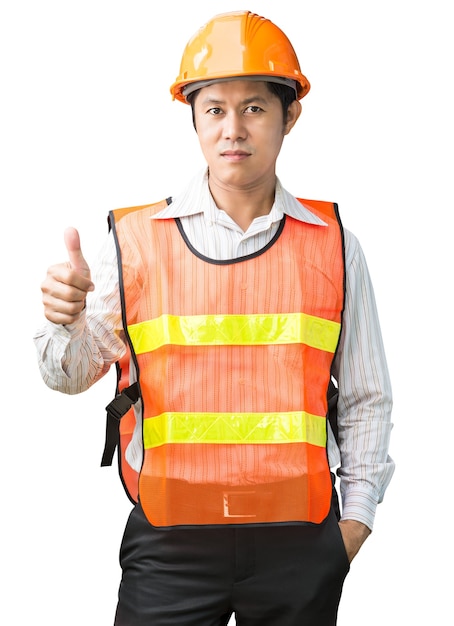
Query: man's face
193 80 300 192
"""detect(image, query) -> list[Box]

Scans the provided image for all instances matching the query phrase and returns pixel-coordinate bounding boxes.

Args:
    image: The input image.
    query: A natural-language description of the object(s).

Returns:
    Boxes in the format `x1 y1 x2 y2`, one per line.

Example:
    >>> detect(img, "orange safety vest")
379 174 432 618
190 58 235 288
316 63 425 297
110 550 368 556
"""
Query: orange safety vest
104 197 345 528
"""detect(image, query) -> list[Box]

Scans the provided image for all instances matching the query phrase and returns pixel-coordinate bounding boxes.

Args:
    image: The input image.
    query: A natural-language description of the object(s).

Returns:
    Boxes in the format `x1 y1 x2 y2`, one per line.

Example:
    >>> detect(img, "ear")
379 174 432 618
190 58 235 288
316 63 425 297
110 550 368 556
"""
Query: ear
284 100 302 135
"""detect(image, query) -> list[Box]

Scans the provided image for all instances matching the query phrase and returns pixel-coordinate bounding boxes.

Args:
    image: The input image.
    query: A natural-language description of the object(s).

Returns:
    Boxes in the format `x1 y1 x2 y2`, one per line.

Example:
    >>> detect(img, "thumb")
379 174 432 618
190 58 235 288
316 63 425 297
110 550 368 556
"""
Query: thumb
64 227 92 279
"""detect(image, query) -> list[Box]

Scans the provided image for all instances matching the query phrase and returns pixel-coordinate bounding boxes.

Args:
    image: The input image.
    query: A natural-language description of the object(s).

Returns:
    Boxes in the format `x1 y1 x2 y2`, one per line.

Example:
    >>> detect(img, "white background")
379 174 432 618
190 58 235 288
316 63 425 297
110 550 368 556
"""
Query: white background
1 1 453 623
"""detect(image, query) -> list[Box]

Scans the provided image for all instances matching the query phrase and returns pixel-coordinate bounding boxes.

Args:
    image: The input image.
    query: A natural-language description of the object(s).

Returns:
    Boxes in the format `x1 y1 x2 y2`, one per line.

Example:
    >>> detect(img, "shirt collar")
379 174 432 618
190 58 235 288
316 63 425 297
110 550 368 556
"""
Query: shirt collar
151 168 327 227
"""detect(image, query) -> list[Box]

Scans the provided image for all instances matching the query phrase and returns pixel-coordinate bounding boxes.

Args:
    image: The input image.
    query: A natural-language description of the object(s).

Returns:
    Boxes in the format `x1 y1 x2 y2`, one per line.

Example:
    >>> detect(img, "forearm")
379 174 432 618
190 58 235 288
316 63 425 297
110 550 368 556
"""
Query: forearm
336 388 394 529
33 310 126 394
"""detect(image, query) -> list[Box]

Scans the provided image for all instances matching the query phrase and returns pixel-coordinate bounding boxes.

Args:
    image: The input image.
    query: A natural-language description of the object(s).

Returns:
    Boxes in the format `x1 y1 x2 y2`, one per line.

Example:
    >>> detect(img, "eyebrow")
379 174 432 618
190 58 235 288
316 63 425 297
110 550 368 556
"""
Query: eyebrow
200 95 269 107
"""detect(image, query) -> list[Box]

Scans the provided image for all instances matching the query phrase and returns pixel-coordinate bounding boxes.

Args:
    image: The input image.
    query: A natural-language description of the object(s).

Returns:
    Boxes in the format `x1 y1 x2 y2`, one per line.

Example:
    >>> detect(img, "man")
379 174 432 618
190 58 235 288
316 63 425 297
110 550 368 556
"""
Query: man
34 10 394 625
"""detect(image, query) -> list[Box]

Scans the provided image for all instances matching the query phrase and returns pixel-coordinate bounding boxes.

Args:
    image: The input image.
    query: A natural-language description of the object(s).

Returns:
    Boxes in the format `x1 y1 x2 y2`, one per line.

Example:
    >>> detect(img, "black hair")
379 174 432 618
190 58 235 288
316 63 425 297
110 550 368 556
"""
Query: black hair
265 82 298 123
186 81 297 130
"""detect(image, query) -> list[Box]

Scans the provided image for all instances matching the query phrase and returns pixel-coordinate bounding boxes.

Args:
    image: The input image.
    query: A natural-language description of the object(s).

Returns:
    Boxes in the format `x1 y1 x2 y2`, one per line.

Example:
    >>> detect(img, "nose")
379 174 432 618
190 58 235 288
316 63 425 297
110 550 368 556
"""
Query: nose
222 111 247 142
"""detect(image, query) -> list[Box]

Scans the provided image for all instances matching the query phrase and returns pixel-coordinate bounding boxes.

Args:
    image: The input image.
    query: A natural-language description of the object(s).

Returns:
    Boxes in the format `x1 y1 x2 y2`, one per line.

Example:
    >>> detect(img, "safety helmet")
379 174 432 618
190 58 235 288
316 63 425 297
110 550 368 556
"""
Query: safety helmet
170 11 310 104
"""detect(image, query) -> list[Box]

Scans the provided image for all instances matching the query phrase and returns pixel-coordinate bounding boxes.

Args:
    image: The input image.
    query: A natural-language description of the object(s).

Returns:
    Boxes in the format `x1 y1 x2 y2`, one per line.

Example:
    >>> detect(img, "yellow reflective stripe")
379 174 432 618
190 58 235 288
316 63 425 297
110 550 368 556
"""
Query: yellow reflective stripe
143 411 327 449
128 313 340 354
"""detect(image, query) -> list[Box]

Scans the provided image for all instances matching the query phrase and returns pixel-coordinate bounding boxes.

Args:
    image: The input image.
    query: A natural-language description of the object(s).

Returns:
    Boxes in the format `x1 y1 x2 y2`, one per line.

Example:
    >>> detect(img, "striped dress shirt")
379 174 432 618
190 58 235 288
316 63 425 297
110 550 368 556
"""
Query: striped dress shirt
33 169 394 530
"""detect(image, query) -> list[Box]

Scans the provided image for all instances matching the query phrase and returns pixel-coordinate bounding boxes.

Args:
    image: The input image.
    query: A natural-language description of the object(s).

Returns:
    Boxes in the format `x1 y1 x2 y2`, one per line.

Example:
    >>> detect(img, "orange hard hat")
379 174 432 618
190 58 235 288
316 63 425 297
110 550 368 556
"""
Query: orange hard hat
170 11 310 104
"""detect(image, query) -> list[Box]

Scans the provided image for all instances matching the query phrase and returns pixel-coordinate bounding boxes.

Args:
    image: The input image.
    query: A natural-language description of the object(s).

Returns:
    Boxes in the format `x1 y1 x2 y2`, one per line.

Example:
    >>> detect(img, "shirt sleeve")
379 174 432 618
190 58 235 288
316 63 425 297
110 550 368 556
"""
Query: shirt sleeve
331 229 395 530
33 231 126 394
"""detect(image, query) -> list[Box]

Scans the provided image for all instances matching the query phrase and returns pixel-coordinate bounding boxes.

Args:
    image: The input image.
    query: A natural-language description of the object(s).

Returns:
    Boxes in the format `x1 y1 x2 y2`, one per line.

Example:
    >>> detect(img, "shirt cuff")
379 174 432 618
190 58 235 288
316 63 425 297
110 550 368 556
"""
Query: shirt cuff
339 486 379 531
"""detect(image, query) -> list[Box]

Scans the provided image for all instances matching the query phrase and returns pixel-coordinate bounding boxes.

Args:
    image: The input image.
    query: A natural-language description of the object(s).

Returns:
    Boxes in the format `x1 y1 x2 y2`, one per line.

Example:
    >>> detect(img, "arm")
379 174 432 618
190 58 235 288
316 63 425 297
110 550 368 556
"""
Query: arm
33 228 126 394
332 230 395 554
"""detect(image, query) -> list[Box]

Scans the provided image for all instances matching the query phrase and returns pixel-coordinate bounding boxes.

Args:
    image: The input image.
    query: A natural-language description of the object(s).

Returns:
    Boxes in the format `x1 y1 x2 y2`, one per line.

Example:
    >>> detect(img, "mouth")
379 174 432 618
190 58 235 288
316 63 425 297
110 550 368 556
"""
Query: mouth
220 150 251 162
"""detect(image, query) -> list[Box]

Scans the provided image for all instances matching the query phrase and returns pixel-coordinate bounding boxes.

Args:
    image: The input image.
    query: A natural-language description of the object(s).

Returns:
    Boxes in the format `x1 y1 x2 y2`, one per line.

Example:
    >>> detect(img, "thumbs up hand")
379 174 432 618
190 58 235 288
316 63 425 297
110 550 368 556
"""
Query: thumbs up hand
41 227 95 325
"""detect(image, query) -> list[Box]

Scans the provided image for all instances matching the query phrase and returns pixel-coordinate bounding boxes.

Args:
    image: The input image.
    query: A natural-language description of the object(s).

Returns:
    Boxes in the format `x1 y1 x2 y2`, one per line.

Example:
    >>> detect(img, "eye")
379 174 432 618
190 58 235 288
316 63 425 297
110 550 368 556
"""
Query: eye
207 107 223 116
244 105 263 114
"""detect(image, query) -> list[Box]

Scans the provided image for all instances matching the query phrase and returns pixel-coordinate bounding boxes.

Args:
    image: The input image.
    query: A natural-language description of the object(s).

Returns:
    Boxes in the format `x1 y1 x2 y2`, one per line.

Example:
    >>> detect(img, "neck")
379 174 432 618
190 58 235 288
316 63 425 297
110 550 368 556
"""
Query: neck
208 176 277 231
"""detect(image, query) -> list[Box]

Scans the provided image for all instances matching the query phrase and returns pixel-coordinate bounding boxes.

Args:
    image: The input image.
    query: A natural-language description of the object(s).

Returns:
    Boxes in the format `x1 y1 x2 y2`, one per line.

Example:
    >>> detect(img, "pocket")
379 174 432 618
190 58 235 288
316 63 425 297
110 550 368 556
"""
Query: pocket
331 511 351 573
336 527 351 572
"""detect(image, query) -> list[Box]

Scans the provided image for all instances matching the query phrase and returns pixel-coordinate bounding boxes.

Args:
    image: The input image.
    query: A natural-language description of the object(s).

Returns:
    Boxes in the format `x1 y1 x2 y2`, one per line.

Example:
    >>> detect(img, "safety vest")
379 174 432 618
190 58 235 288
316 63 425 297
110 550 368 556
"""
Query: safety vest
103 197 345 528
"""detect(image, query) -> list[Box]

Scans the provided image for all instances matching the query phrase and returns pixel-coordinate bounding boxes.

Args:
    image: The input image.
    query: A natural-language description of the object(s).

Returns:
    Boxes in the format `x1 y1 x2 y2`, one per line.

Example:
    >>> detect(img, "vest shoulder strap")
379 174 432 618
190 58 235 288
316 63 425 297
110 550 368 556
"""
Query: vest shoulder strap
297 198 339 221
108 198 172 230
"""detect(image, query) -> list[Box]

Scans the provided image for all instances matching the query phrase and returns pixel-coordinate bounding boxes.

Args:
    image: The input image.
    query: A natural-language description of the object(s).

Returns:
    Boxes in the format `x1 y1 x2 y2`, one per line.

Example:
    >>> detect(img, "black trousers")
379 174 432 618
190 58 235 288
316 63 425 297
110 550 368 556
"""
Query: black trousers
114 499 349 626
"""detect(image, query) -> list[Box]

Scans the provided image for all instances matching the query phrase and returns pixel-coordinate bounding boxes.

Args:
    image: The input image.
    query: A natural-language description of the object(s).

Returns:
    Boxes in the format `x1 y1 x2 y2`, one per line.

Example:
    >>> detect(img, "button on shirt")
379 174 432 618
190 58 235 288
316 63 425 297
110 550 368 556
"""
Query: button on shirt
33 169 394 530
